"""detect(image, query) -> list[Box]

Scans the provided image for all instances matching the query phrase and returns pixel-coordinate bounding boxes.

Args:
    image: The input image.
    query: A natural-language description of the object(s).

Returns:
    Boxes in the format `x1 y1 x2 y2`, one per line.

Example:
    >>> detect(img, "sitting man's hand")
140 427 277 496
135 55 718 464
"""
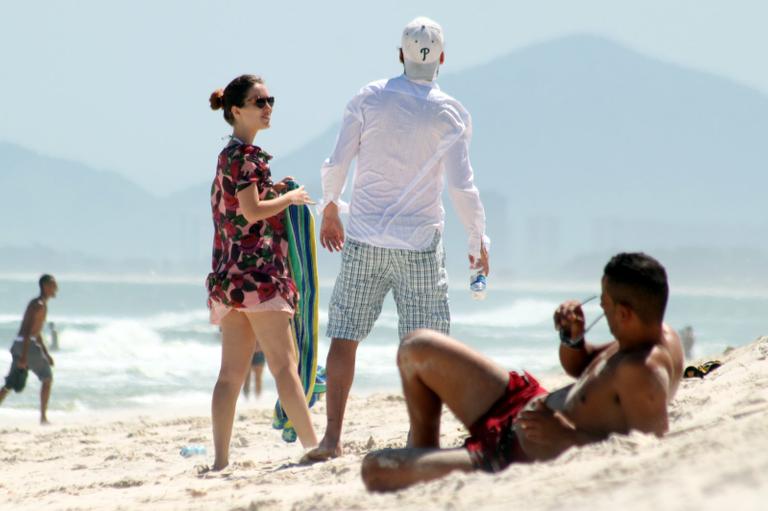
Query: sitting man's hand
554 299 585 342
514 399 574 448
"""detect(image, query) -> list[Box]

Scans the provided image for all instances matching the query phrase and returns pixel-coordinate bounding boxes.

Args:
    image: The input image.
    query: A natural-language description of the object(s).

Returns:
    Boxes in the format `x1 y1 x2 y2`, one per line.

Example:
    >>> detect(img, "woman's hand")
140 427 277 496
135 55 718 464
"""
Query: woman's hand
284 186 316 206
273 176 295 194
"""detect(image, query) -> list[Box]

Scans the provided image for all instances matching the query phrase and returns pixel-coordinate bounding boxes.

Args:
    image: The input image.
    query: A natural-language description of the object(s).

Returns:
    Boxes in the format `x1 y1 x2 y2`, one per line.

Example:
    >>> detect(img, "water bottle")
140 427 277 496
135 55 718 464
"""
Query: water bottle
180 444 207 457
470 271 487 300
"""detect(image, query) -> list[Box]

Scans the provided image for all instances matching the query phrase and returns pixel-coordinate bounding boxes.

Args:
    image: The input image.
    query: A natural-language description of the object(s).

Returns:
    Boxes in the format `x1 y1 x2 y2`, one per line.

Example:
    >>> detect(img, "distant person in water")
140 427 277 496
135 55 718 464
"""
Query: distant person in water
361 253 684 492
0 275 59 424
243 349 265 398
205 74 318 471
679 325 695 359
48 322 59 351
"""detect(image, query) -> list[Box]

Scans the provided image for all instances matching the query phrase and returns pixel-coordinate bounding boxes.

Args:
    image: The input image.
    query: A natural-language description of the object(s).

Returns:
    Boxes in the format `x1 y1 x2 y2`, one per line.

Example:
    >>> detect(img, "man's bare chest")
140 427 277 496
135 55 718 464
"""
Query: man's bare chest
563 356 628 433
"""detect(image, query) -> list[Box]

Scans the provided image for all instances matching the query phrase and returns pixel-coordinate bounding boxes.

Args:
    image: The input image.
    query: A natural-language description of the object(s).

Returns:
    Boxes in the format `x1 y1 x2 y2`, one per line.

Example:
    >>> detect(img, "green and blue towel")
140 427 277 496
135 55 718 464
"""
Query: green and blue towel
272 198 326 442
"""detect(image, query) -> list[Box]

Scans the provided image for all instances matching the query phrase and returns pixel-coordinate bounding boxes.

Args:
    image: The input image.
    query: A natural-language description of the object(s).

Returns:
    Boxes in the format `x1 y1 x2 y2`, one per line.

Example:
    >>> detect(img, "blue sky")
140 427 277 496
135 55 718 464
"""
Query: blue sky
1 0 766 192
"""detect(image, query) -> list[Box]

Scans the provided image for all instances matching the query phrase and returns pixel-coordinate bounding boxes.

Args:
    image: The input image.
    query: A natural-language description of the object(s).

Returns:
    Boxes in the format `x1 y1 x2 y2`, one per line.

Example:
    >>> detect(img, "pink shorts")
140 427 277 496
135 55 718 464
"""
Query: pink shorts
209 296 294 325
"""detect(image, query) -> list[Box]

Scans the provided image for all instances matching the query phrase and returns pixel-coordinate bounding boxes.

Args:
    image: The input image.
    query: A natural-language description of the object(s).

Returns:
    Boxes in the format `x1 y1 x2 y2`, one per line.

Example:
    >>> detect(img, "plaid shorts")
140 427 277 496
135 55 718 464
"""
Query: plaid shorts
327 233 450 341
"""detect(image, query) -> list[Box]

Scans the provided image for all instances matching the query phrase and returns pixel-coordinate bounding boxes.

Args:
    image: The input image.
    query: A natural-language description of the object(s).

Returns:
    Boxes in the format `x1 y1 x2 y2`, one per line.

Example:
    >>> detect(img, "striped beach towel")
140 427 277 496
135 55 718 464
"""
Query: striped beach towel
272 200 325 442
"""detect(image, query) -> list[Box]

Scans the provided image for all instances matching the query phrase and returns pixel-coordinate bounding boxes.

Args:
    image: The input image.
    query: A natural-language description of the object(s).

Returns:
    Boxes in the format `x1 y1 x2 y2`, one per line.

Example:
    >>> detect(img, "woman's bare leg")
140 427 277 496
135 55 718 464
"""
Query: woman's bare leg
245 311 318 448
212 311 256 470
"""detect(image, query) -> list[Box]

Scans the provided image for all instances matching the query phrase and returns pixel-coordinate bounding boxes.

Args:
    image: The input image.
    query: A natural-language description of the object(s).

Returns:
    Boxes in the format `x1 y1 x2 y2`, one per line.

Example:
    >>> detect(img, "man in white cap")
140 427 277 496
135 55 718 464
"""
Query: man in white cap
306 17 490 461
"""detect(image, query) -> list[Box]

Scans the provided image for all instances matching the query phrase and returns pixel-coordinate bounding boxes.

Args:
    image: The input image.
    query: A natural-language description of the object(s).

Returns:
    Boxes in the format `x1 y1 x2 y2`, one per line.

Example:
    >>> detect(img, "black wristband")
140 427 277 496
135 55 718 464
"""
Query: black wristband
559 329 585 349
562 338 585 349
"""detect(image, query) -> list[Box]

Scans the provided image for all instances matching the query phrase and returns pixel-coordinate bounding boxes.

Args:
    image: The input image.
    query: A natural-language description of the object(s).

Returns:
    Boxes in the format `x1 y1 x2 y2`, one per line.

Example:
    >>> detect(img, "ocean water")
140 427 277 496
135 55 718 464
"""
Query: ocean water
0 275 765 417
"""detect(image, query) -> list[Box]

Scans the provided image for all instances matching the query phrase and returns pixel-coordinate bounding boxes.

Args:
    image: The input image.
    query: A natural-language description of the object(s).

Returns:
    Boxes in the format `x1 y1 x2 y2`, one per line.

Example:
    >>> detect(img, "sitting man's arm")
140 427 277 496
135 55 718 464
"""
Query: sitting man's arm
559 340 616 378
514 399 608 460
555 299 615 377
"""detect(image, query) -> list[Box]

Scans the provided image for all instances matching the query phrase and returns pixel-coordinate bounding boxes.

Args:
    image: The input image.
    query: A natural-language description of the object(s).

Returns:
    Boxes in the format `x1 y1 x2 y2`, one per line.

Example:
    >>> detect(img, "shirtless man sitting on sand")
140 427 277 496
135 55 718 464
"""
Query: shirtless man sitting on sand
361 252 683 491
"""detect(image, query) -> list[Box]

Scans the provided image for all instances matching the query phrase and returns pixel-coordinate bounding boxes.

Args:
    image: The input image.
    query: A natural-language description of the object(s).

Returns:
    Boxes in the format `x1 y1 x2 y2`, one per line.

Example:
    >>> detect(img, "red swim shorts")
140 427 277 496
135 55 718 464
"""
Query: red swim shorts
464 371 548 472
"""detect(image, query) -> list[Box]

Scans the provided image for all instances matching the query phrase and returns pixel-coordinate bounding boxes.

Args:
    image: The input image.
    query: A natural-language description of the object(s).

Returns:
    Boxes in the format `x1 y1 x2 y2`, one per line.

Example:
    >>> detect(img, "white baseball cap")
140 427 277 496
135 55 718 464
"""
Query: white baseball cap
401 17 444 81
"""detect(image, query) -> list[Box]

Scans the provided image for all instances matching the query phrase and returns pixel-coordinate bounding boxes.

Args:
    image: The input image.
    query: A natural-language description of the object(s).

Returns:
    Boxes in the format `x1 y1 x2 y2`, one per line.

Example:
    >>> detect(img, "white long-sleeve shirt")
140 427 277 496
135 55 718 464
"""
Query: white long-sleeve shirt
320 74 490 258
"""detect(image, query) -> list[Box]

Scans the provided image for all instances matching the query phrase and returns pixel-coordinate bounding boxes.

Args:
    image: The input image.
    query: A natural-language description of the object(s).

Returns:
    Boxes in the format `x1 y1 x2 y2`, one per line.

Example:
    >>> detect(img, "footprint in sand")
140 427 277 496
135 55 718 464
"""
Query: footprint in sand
107 478 144 489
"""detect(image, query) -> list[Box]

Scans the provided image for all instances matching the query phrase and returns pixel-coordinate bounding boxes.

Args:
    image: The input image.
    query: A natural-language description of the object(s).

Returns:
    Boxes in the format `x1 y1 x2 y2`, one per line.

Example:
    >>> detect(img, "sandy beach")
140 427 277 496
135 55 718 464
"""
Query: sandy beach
2 336 766 511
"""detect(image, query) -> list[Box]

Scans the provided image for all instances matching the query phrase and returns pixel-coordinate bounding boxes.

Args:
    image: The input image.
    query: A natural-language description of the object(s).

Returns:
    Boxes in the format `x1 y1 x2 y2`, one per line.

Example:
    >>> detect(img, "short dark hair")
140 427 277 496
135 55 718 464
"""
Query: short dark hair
603 253 668 324
209 74 265 126
39 274 55 290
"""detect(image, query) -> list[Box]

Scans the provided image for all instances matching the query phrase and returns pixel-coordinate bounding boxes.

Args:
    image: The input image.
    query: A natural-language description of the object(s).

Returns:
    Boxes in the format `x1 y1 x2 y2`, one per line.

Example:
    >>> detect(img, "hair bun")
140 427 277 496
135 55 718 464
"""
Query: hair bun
209 89 225 110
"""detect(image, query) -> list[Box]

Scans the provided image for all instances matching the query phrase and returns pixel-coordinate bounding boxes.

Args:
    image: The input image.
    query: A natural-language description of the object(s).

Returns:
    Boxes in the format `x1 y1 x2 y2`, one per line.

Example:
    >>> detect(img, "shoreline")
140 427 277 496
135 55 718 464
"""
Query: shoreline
3 273 768 299
0 336 752 427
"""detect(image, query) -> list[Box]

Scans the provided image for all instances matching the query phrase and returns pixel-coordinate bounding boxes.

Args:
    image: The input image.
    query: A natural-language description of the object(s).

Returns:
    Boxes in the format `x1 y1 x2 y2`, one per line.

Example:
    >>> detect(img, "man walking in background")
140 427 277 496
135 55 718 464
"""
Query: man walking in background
307 17 490 460
0 274 58 424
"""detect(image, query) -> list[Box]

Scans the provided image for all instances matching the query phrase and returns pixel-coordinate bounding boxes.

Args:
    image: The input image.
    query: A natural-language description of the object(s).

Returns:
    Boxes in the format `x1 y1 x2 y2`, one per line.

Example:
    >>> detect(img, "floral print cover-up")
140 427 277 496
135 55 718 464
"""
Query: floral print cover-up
206 142 297 321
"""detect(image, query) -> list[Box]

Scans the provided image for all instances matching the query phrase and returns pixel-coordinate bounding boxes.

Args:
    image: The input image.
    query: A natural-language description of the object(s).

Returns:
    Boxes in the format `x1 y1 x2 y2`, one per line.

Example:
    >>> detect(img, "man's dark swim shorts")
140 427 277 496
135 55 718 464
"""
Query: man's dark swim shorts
464 371 548 473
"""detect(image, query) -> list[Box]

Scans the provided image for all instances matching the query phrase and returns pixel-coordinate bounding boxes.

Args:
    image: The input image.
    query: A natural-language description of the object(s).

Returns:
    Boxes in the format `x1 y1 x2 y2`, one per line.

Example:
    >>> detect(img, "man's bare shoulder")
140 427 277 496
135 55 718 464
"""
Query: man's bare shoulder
25 298 44 314
614 354 668 383
21 298 46 326
616 325 681 371
612 343 677 401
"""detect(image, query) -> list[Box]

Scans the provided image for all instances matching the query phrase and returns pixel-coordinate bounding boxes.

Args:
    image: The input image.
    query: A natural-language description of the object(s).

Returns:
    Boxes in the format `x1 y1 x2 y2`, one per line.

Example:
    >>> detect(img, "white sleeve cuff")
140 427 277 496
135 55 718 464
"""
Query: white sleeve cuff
316 197 350 216
468 234 491 261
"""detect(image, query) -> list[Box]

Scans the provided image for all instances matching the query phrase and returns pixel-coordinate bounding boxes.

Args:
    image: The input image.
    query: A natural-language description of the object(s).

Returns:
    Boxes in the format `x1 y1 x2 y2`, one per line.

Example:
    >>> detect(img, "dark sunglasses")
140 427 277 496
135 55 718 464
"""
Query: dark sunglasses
248 96 275 108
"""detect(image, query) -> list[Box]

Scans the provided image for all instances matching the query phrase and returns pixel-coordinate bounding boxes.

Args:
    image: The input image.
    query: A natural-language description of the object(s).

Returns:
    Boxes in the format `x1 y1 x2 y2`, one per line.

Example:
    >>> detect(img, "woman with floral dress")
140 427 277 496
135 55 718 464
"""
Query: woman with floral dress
207 74 317 470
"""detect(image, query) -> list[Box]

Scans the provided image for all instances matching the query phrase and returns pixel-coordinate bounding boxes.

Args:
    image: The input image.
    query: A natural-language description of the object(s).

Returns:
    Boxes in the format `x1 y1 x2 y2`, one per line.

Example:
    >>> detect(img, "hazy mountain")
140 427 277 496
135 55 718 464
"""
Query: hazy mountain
0 142 210 274
437 34 768 277
0 142 156 253
2 34 767 284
